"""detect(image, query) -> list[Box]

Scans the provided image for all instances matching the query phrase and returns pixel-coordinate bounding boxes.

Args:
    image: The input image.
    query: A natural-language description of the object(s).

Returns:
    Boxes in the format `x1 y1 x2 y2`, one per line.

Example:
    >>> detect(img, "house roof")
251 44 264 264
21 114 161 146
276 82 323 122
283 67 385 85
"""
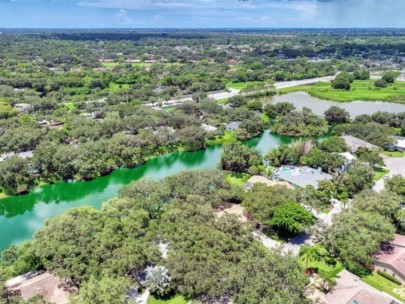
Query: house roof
342 135 379 153
375 234 405 279
272 166 332 189
393 136 405 149
225 121 241 131
309 269 399 304
8 272 75 304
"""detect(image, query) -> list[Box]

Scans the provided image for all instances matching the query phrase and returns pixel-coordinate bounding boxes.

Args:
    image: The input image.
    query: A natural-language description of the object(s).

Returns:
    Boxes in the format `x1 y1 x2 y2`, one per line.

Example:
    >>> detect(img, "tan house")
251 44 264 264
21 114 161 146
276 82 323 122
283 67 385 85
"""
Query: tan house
374 234 405 284
246 175 293 189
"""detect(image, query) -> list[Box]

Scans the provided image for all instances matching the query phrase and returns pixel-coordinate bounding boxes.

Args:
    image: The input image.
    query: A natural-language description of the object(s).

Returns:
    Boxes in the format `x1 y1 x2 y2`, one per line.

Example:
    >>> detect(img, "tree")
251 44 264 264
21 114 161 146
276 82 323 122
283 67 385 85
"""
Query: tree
77 276 132 304
301 148 345 173
353 69 370 80
178 126 206 151
374 79 388 88
145 266 172 296
324 106 350 124
386 175 405 197
318 136 348 153
264 102 295 119
382 71 400 84
0 156 35 195
355 147 384 167
299 245 323 269
272 202 315 235
265 145 294 167
331 72 353 90
220 143 262 173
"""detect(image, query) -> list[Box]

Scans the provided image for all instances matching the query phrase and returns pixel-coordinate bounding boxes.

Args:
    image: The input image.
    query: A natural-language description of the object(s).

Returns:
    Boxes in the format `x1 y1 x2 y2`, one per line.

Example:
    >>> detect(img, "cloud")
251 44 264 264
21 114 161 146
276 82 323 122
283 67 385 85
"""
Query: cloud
114 9 134 24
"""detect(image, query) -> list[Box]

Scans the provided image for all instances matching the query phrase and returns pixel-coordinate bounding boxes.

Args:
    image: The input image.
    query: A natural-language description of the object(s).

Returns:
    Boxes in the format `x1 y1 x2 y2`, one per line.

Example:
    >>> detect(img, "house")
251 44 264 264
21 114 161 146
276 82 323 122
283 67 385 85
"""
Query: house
342 135 379 153
245 175 293 190
14 103 31 115
6 271 75 304
374 234 405 284
338 152 357 172
307 269 400 304
225 121 241 131
200 124 218 132
388 136 405 152
271 166 332 189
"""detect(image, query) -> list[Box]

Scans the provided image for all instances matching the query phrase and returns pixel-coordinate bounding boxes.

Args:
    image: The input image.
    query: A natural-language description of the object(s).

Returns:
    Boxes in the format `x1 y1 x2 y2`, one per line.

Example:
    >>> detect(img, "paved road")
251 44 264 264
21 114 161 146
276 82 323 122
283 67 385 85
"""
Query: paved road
374 157 405 191
147 76 336 108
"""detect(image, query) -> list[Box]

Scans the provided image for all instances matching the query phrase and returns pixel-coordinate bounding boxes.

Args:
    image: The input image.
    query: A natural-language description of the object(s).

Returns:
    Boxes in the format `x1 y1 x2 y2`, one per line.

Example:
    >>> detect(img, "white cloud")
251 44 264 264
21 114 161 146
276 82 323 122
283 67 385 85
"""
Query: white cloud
114 9 135 24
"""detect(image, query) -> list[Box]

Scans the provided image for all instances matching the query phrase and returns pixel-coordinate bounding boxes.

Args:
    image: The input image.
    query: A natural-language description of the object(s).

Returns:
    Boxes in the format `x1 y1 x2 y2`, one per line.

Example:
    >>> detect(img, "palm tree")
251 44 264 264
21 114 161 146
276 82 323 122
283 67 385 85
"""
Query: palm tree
291 139 314 165
300 245 323 269
319 270 337 292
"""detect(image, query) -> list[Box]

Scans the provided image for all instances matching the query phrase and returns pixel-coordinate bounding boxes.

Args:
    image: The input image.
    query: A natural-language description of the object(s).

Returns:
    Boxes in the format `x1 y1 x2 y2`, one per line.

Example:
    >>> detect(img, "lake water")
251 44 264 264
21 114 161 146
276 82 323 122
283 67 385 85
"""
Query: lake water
271 92 405 117
0 131 293 251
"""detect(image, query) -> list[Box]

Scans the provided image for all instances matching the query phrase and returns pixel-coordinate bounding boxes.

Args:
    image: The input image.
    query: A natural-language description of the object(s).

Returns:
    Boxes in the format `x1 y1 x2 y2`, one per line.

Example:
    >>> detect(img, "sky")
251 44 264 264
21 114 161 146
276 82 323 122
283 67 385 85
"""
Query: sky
0 0 405 28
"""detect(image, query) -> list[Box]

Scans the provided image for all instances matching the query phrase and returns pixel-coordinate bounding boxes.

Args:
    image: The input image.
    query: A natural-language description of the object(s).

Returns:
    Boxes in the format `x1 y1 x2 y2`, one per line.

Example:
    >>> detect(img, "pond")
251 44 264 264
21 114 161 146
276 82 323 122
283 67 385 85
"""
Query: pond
271 92 405 117
0 130 294 251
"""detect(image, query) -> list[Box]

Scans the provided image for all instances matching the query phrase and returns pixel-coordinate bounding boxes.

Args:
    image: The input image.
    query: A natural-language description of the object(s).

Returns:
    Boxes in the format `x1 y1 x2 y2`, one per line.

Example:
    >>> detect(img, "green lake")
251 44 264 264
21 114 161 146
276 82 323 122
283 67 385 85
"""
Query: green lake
0 130 295 251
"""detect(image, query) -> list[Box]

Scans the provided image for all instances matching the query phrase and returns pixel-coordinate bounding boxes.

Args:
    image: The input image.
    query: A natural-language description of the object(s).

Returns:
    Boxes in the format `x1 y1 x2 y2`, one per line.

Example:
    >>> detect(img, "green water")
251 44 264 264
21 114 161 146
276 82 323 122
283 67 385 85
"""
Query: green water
0 130 294 251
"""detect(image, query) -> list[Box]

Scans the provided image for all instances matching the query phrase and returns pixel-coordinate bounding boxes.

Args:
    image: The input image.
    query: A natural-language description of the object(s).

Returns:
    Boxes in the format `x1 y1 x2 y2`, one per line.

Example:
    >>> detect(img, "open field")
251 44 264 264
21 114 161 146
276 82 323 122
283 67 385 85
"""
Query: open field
109 83 131 92
362 272 405 302
147 295 188 304
278 80 405 103
226 81 263 90
226 173 251 186
383 151 405 158
374 168 390 181
206 130 236 145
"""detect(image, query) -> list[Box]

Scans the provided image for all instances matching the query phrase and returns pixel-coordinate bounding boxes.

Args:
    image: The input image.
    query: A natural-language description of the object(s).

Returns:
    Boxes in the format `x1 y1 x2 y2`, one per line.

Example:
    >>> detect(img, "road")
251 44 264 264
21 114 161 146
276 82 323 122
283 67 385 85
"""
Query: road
146 75 336 108
374 156 405 191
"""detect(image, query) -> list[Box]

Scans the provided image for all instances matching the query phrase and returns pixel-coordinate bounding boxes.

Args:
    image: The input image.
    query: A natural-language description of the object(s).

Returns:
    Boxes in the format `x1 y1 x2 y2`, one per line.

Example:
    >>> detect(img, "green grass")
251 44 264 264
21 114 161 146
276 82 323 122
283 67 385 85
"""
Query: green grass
101 62 118 67
362 272 405 301
300 258 344 278
216 97 229 104
64 102 76 111
109 83 131 92
384 151 405 158
226 81 263 90
206 130 236 145
226 172 251 186
147 294 188 304
260 113 270 123
374 168 390 181
278 80 405 103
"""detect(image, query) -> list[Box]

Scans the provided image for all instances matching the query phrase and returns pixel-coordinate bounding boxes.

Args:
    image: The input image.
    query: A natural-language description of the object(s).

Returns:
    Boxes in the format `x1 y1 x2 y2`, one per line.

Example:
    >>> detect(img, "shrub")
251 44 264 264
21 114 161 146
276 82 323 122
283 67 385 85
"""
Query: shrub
377 269 402 285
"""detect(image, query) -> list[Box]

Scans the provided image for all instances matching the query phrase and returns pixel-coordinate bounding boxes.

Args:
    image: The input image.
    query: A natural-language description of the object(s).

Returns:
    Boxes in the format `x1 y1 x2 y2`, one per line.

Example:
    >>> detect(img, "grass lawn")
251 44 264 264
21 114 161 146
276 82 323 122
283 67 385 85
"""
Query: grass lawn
147 295 188 304
226 81 263 90
374 168 390 181
101 62 118 67
260 113 270 123
64 102 76 111
109 83 131 92
216 97 229 104
384 151 405 158
362 272 405 301
226 172 251 186
278 80 405 103
206 130 236 145
300 258 344 278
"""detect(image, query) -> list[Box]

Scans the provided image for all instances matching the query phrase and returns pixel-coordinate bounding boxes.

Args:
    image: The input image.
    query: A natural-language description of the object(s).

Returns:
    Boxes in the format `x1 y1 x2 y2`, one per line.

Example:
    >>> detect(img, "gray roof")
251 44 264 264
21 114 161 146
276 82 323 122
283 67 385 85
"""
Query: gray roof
226 121 241 131
272 166 332 189
342 135 379 153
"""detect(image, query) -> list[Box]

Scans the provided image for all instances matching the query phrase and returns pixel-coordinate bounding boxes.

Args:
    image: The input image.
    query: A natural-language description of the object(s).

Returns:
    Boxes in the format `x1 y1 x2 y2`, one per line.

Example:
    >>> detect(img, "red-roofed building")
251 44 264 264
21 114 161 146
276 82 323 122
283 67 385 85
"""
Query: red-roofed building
374 234 405 284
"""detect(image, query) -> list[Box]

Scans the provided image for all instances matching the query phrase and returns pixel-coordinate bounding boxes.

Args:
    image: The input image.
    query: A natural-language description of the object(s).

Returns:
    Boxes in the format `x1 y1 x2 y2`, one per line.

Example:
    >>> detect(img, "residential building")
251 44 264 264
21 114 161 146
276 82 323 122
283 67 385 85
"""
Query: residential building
225 121 241 131
388 136 405 152
342 135 379 153
271 166 332 189
245 175 294 190
374 234 405 284
307 269 400 304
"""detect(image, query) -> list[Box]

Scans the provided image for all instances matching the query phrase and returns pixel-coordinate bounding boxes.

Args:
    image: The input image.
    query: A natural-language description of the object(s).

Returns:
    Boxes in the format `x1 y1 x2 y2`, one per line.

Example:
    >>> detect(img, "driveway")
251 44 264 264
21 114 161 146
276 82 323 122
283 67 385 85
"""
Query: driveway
374 157 405 191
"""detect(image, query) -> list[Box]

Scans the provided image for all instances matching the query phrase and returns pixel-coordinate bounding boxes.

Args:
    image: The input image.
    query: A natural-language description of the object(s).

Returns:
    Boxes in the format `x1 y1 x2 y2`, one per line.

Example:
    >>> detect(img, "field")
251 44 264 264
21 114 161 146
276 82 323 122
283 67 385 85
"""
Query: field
226 81 263 90
362 272 405 302
384 151 405 158
109 83 131 92
226 172 251 186
147 295 188 304
206 130 236 145
278 80 405 103
374 168 390 181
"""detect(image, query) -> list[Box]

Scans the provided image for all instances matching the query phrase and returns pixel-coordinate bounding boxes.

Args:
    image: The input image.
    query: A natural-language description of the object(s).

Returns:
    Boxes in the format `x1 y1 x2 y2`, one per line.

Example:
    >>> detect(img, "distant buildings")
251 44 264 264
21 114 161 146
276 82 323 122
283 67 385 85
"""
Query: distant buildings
271 166 332 189
388 136 405 152
374 234 405 285
225 121 241 131
245 175 293 190
342 135 379 153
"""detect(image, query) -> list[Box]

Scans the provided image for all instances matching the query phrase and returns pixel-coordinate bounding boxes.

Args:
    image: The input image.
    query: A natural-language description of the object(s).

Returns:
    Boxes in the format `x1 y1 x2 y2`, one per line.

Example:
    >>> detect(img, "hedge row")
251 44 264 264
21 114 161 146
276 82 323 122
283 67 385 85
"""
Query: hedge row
377 269 402 285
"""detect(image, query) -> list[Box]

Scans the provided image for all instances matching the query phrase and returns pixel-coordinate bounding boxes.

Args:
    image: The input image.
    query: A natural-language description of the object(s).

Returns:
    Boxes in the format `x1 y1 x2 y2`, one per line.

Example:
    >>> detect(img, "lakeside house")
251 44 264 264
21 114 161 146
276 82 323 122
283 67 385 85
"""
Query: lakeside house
388 136 405 152
342 135 379 153
6 271 75 304
200 124 218 132
225 121 241 131
308 269 400 304
271 166 332 189
14 103 31 115
338 152 357 172
374 234 405 285
0 151 34 162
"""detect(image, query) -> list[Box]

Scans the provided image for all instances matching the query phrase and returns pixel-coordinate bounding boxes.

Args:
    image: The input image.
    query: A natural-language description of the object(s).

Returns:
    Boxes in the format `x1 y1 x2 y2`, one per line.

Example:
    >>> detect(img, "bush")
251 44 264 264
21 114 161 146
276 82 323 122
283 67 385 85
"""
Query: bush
374 79 388 88
376 269 402 285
